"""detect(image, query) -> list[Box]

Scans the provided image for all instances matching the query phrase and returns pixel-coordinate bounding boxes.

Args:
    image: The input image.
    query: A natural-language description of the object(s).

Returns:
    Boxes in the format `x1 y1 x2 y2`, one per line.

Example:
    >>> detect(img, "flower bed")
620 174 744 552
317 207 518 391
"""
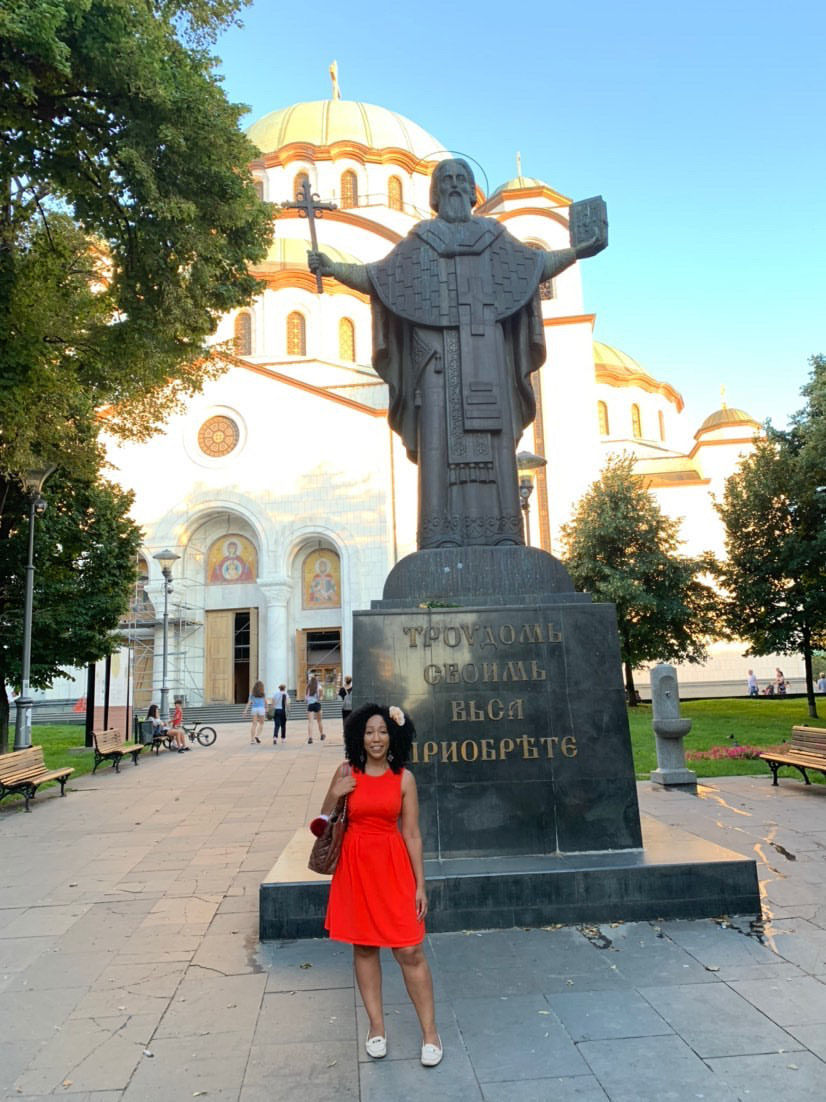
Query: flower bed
685 744 780 762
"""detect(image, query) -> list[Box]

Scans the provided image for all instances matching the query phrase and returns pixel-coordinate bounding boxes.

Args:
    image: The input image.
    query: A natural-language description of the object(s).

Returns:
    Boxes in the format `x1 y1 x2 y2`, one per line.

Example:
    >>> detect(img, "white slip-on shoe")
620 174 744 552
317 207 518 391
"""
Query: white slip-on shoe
420 1035 443 1067
365 1033 387 1059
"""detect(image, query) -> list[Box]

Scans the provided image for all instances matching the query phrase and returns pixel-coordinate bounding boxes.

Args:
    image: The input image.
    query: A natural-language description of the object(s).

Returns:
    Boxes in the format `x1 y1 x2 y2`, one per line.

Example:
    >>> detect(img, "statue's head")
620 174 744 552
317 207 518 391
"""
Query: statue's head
430 158 476 222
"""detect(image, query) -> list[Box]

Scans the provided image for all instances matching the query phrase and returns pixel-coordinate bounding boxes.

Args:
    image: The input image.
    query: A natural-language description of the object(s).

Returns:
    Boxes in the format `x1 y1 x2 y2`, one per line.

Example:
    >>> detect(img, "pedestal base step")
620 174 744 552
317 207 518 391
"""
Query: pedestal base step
259 817 760 941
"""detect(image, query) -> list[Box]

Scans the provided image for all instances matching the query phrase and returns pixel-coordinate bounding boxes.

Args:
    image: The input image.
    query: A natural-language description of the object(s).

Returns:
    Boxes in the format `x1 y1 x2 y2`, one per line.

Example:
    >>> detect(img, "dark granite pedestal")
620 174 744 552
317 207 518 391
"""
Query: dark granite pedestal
259 816 760 939
259 547 760 938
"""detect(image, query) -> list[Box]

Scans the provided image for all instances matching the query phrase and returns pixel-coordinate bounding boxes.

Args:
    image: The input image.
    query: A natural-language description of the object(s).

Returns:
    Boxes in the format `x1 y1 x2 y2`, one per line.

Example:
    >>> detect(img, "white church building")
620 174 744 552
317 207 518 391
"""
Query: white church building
43 95 802 715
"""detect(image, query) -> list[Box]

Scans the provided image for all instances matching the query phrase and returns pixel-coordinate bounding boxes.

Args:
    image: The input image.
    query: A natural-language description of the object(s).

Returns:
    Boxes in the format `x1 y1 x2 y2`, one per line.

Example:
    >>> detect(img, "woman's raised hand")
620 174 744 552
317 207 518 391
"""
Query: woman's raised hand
331 771 356 799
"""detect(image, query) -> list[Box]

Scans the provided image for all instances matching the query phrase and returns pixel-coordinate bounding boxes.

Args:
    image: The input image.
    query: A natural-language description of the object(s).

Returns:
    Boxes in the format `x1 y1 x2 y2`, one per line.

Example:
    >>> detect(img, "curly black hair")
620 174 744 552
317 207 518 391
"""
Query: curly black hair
343 703 416 773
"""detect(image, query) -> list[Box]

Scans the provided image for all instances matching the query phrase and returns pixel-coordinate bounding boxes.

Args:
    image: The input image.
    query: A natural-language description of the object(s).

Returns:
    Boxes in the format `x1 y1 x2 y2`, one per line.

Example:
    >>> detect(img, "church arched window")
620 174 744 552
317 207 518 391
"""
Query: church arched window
287 311 306 356
294 172 310 200
597 401 609 436
540 277 555 301
658 410 666 441
234 312 252 356
388 175 403 211
338 317 355 362
631 403 642 439
341 170 358 209
526 241 555 300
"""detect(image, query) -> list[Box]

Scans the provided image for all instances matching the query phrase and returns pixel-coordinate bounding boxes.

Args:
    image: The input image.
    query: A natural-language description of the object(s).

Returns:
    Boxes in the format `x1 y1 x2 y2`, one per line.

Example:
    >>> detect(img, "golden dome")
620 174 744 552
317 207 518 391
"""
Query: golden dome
493 175 548 193
696 407 760 434
593 341 644 375
247 100 443 160
593 341 684 412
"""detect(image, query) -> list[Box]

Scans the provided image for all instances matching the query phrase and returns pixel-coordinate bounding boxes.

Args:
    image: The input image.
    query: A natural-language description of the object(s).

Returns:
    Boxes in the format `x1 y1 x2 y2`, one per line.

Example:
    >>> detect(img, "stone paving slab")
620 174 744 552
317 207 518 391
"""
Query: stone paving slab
1 728 825 1099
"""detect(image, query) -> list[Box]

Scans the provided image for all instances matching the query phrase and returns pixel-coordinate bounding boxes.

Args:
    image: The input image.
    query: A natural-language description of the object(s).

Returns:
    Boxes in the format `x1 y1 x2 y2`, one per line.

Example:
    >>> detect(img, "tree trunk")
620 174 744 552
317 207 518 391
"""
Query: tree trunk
802 627 818 719
624 660 638 707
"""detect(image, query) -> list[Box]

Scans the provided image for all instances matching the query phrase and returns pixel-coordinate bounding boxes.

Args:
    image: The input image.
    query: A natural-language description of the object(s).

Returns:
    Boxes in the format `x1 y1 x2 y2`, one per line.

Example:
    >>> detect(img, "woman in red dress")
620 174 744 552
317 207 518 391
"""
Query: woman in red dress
318 703 442 1067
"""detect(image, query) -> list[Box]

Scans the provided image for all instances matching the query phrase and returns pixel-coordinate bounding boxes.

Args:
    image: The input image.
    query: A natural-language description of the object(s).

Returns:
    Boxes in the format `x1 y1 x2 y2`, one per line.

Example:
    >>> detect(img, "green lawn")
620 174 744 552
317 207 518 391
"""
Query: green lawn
20 725 98 776
628 697 825 779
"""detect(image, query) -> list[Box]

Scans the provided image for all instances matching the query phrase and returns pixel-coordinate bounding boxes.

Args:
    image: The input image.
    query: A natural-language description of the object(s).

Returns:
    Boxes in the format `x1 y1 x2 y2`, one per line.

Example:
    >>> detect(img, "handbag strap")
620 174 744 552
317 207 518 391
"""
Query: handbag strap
337 761 350 819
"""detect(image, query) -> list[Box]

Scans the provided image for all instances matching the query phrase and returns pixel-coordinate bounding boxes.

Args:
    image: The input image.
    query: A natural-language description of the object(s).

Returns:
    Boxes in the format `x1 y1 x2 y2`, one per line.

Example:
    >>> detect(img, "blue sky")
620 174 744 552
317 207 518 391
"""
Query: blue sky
215 0 825 439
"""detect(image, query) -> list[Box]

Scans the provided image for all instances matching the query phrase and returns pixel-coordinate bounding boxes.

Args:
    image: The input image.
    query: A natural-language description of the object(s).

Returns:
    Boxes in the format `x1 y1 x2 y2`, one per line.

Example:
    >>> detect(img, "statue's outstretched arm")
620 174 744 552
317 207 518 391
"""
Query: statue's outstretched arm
541 216 608 282
307 251 371 294
541 247 577 283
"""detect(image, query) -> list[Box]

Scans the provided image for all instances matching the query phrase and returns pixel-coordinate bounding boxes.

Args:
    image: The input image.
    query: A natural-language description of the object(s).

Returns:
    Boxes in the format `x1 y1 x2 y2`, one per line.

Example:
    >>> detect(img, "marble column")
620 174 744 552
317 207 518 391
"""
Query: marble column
259 581 292 695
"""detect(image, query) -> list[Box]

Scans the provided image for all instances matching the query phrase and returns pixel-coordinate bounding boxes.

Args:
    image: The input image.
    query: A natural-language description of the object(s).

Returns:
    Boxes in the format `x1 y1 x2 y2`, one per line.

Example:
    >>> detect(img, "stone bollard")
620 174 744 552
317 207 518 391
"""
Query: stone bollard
650 663 697 788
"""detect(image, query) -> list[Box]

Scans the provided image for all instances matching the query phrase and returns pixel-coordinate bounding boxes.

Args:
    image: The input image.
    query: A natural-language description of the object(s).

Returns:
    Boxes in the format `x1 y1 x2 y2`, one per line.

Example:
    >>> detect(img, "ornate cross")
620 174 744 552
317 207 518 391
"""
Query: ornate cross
284 180 337 293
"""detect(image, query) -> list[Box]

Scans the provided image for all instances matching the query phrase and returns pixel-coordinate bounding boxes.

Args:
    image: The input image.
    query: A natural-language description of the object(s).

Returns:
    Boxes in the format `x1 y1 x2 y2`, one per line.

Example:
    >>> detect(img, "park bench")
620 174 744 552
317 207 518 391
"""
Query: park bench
0 746 74 812
92 728 144 773
759 726 826 787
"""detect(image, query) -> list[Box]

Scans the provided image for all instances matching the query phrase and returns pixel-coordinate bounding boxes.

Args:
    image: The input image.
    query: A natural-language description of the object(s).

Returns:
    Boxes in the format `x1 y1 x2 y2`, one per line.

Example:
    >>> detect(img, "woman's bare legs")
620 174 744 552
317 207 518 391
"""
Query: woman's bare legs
168 726 187 750
353 945 385 1038
249 714 263 743
392 944 438 1045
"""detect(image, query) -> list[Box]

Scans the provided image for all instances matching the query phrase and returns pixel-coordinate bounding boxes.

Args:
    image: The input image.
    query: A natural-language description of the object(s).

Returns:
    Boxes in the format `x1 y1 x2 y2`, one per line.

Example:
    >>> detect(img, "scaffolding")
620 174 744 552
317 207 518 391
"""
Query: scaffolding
119 558 205 713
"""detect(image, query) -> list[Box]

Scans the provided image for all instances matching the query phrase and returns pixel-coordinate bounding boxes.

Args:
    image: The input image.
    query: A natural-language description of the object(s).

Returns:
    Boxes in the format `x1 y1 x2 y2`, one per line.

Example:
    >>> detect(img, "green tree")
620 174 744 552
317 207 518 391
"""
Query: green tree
561 454 721 704
0 471 142 752
0 1 271 740
717 356 826 718
0 0 271 486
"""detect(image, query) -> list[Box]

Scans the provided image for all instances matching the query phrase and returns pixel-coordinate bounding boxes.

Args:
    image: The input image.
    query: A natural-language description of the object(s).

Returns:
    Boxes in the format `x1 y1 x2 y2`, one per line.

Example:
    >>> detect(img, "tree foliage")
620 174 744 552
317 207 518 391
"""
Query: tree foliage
0 0 271 482
561 454 721 703
716 355 826 717
0 1 271 738
0 471 142 751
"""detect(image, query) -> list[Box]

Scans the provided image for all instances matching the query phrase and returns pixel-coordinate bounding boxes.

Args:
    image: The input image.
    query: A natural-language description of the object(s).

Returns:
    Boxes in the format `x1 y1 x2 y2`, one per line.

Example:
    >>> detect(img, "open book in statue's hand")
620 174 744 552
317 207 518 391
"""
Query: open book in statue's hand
569 195 608 258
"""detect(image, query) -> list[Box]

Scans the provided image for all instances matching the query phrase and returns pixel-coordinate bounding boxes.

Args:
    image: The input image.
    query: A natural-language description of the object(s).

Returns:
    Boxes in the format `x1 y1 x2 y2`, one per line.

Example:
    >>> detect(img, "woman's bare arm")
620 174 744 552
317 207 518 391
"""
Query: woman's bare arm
400 769 428 920
319 763 356 816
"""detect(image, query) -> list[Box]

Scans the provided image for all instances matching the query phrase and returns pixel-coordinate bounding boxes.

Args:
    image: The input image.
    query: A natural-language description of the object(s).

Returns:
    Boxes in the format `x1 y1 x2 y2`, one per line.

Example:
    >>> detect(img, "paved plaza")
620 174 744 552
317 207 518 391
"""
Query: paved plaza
1 721 825 1100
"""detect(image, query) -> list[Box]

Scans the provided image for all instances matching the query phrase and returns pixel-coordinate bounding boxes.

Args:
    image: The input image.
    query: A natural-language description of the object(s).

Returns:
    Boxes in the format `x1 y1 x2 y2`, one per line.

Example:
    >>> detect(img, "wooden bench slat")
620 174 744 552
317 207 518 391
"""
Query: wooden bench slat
761 727 826 787
91 728 144 774
0 746 73 811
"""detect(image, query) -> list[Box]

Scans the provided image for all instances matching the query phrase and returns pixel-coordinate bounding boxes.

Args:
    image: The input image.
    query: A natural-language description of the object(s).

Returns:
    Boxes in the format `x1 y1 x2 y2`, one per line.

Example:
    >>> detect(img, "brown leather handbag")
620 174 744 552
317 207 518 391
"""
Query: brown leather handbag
307 765 349 875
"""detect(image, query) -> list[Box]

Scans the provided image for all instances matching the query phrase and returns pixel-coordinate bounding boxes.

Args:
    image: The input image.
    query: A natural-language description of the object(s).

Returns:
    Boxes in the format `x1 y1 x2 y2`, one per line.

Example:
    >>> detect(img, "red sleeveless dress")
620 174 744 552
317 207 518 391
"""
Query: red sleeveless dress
325 767 425 948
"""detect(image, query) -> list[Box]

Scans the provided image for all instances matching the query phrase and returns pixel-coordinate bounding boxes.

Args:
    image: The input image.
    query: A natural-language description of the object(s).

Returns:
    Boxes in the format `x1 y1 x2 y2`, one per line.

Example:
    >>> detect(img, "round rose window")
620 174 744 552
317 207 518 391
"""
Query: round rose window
197 415 239 458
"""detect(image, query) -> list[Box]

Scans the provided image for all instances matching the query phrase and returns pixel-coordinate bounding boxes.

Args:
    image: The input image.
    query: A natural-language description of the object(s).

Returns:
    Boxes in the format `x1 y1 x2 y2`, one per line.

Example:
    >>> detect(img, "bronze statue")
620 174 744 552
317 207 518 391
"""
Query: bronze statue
308 158 607 549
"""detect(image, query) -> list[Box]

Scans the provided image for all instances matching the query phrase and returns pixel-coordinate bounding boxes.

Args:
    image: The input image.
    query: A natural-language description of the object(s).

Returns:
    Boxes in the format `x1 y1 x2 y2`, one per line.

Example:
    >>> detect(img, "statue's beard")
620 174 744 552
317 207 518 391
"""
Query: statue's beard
440 192 472 223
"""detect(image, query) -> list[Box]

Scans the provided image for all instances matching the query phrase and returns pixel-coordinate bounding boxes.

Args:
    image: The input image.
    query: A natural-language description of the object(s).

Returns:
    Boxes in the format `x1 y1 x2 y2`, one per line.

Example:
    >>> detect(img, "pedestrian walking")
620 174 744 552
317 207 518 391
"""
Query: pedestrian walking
306 673 325 743
338 674 353 724
272 683 289 744
243 680 266 743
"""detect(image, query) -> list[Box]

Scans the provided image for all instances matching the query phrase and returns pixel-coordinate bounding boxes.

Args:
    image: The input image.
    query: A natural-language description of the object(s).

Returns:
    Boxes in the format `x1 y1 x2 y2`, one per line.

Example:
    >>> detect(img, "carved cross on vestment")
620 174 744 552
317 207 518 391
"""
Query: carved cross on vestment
283 180 337 293
456 268 495 336
455 256 501 435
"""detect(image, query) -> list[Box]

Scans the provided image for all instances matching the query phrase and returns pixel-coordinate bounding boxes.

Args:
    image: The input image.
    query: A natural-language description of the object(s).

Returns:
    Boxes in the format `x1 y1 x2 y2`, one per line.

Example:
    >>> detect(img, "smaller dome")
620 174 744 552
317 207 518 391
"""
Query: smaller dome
697 407 760 434
593 341 645 376
492 175 550 195
593 341 685 412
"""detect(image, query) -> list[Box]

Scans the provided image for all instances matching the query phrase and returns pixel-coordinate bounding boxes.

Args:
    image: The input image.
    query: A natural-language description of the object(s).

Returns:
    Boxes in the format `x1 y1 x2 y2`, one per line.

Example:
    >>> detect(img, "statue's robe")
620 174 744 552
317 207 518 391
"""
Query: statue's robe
367 216 564 548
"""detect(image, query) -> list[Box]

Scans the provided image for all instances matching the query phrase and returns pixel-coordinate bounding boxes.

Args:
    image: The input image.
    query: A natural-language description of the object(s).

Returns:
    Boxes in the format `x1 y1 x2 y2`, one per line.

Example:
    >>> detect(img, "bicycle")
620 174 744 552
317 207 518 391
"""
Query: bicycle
180 720 217 746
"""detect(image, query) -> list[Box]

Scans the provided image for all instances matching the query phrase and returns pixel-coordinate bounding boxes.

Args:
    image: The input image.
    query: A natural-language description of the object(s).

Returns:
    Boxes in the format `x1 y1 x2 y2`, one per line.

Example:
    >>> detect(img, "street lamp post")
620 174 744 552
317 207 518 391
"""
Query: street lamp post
516 451 547 547
14 465 56 750
152 549 180 724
